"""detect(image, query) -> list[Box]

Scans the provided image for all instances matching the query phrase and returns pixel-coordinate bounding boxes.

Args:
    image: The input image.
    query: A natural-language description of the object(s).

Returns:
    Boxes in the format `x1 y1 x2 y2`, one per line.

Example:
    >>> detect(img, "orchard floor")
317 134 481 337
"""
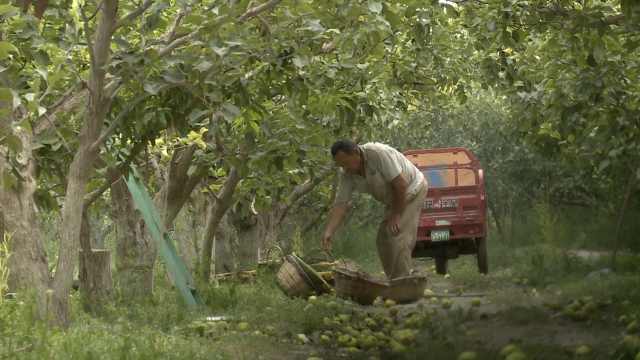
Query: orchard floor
193 253 635 360
3 248 637 360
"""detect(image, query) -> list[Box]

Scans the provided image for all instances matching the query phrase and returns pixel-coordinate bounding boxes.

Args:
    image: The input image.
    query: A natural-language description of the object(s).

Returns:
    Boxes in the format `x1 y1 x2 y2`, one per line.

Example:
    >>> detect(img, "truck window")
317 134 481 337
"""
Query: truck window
423 168 476 188
406 151 471 167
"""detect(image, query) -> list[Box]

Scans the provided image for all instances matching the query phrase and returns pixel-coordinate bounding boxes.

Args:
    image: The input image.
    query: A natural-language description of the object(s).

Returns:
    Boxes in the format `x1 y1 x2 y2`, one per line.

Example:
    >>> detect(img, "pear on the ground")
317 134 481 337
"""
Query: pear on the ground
457 351 477 360
500 344 521 357
575 345 591 356
505 351 527 360
384 299 397 307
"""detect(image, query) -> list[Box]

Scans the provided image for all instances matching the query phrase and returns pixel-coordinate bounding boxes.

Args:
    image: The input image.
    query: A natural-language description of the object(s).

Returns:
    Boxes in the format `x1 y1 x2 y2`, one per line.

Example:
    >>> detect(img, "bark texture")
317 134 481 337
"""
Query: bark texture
0 127 49 318
111 177 155 299
49 0 118 326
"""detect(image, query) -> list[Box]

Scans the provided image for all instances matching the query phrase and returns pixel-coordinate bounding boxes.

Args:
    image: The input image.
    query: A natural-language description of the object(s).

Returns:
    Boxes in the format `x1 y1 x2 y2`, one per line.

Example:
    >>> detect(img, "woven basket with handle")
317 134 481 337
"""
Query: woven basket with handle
275 255 314 297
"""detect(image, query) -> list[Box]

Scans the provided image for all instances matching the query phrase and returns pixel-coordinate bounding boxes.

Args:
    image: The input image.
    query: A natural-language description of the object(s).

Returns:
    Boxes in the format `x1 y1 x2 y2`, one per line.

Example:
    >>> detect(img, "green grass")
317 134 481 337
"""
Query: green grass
3 203 640 359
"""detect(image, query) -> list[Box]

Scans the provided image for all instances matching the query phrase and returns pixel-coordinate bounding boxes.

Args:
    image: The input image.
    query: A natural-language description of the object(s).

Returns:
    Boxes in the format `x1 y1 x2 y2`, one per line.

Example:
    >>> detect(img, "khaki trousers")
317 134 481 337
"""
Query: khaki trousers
376 182 427 279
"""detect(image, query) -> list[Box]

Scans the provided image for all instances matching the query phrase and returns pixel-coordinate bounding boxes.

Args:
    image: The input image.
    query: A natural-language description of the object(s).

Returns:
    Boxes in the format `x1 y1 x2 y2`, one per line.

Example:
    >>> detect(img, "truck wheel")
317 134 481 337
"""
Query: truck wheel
476 237 488 274
435 257 448 275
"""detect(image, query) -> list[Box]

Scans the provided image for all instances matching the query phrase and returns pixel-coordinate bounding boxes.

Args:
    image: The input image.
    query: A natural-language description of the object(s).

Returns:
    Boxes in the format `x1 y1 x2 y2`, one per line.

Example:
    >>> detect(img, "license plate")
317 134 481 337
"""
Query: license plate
431 229 450 242
424 199 458 209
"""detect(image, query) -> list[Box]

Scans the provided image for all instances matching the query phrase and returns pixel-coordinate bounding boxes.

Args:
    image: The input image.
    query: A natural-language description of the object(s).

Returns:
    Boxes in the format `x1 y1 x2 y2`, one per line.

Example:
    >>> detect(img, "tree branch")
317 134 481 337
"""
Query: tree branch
115 0 155 30
34 82 86 135
89 92 154 153
238 0 282 22
84 141 145 207
158 30 199 57
165 9 187 43
79 2 98 69
277 166 333 226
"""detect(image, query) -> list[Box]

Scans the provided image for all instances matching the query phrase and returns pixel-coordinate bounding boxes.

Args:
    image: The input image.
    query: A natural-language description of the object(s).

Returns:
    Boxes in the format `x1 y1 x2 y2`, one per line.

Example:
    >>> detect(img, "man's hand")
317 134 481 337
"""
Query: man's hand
386 213 400 235
321 233 333 254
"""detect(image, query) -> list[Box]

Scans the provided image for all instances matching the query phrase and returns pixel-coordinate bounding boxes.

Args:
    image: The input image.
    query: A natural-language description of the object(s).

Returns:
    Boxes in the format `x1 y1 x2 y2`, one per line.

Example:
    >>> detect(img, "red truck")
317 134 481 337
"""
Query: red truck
404 147 488 275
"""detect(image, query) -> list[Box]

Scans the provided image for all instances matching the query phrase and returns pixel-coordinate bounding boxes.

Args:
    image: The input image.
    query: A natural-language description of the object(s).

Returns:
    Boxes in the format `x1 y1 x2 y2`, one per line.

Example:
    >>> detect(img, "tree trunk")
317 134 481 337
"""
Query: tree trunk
611 172 635 270
111 177 155 299
78 210 112 313
49 0 117 326
229 169 332 266
0 208 4 243
200 165 244 281
214 214 236 274
79 249 112 313
0 128 49 319
487 200 505 241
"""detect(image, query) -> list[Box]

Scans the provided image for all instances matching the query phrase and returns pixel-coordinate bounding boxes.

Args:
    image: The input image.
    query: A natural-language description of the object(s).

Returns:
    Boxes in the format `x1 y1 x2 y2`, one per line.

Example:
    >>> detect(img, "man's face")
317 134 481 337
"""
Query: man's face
334 150 361 175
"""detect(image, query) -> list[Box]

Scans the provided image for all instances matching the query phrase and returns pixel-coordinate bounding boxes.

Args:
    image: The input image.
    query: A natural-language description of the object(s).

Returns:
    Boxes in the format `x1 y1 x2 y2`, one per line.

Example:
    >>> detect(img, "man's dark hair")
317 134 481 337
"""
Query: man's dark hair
331 140 358 158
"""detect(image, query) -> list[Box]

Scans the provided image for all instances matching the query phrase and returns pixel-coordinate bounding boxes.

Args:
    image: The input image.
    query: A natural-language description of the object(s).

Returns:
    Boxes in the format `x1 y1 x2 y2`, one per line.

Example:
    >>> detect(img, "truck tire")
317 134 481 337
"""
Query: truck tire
435 256 448 275
476 237 488 274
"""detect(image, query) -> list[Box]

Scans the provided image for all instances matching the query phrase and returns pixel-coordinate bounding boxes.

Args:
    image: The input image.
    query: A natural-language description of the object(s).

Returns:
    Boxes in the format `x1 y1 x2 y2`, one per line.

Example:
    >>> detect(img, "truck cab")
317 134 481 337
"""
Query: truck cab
404 147 488 275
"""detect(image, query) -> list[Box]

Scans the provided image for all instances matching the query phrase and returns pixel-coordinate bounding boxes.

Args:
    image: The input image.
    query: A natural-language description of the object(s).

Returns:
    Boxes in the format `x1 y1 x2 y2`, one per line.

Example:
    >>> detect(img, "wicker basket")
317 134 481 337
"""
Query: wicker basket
276 256 313 298
334 268 427 305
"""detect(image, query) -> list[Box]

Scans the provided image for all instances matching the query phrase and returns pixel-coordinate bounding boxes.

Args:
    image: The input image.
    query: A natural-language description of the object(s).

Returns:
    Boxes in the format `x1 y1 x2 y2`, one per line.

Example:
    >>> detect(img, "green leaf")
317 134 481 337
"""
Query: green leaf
0 41 18 60
162 72 185 84
189 109 209 123
368 1 382 14
212 46 228 57
292 56 308 68
143 82 165 95
222 103 240 120
195 60 213 72
0 4 18 17
598 159 610 172
35 68 48 81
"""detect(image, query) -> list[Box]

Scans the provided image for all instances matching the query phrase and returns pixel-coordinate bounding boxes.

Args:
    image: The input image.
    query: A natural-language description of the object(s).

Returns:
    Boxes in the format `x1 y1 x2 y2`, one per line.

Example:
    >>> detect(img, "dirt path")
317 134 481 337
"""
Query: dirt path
381 267 622 359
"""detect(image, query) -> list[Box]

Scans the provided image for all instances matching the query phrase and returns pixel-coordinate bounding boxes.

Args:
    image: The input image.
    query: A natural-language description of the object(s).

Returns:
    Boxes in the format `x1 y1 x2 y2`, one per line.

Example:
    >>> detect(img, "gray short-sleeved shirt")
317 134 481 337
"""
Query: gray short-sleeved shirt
334 142 426 206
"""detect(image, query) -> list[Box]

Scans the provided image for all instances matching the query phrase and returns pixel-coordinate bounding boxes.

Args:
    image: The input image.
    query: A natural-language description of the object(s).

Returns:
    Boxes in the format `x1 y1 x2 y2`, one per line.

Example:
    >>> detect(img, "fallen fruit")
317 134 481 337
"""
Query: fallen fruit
575 345 591 356
623 335 640 353
391 329 416 345
345 347 359 353
337 334 351 346
471 298 482 307
505 351 527 360
297 333 310 344
308 295 317 302
385 299 397 307
390 339 407 353
364 317 377 328
458 351 478 360
441 299 453 309
500 344 521 357
237 322 250 331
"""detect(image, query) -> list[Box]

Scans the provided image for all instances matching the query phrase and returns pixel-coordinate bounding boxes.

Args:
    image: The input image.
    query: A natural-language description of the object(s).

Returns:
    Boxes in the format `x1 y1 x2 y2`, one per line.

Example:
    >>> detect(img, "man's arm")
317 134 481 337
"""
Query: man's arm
387 174 409 235
321 203 350 252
